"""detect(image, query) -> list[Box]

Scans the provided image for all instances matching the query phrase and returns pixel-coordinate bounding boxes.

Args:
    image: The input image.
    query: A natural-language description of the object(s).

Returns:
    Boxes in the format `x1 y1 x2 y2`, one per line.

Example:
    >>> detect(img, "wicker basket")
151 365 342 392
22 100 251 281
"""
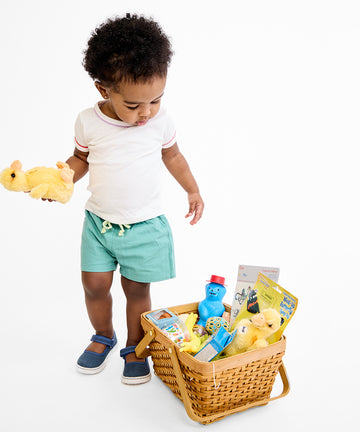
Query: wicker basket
136 302 290 424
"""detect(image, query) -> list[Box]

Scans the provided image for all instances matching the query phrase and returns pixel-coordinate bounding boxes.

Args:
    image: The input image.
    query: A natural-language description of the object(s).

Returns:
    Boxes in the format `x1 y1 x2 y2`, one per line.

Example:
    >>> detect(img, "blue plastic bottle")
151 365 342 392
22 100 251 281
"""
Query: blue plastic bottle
197 275 227 329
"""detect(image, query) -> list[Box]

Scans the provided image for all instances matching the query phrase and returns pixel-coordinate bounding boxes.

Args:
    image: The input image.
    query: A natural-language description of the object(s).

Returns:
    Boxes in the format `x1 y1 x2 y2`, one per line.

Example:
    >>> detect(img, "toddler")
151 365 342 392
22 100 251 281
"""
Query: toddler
66 14 204 384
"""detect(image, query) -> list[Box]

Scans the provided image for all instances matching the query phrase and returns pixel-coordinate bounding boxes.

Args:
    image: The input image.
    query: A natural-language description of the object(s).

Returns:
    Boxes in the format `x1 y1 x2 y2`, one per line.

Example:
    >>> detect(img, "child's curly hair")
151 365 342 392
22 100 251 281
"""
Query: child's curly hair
83 13 173 87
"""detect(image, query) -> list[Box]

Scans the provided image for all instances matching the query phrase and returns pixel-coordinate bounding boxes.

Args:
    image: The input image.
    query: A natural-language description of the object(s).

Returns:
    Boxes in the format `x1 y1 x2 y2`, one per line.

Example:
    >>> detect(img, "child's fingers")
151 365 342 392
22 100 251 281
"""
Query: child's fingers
185 201 196 219
185 206 195 219
186 202 204 225
25 191 55 202
190 205 203 225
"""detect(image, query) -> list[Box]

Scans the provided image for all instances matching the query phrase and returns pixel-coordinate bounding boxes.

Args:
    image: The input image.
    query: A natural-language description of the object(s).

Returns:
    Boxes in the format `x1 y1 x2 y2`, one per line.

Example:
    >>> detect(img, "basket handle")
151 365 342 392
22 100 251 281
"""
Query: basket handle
168 347 290 424
268 361 290 402
135 328 156 358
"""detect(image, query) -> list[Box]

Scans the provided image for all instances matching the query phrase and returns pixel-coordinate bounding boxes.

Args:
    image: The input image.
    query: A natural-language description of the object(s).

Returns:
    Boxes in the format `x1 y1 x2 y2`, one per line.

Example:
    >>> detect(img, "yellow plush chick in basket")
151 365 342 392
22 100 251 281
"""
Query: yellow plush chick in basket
223 308 281 357
0 160 74 204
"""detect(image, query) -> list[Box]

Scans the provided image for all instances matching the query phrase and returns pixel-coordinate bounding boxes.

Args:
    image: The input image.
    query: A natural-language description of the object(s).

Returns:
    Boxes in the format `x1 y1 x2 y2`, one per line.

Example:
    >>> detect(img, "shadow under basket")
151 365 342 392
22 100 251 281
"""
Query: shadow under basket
136 302 290 425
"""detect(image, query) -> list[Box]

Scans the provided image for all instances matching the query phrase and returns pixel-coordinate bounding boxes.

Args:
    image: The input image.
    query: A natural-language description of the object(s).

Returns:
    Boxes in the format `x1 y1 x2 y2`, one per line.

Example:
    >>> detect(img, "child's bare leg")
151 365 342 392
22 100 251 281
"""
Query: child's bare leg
82 271 114 353
121 275 151 362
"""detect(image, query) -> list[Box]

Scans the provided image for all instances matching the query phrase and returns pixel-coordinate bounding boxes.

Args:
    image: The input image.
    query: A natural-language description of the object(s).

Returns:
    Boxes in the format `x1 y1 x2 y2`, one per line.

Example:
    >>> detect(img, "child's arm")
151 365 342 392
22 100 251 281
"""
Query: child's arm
39 148 88 202
66 148 89 183
162 143 204 225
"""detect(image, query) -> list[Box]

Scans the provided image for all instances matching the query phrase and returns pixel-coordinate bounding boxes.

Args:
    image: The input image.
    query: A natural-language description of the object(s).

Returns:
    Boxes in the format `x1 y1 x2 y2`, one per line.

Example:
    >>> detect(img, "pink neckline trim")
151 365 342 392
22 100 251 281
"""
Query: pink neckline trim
94 103 133 128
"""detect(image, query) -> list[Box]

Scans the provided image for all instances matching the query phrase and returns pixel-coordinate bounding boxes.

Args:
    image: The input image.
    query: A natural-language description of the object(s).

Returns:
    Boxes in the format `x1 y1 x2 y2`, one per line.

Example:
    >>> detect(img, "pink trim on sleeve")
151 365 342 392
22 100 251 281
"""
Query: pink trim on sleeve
162 131 177 147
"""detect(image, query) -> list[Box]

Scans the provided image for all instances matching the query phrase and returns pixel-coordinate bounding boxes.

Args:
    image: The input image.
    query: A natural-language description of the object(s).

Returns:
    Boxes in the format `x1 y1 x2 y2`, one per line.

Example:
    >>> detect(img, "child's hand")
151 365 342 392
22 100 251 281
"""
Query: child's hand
186 192 204 225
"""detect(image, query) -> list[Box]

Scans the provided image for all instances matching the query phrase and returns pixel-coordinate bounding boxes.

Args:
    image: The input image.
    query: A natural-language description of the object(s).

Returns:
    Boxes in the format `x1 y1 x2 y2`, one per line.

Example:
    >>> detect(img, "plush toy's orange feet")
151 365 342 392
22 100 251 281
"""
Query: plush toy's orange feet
57 162 74 185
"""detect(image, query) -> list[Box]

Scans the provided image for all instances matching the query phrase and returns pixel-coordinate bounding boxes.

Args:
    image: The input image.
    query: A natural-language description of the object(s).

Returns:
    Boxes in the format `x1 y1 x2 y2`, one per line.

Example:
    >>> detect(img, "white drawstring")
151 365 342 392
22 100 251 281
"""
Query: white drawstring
101 221 113 233
101 220 131 236
118 224 131 236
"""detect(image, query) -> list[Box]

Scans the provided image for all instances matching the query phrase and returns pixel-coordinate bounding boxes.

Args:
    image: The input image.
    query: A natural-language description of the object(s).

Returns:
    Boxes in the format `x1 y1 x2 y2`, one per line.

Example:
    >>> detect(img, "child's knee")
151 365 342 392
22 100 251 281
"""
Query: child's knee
121 276 150 300
82 271 113 298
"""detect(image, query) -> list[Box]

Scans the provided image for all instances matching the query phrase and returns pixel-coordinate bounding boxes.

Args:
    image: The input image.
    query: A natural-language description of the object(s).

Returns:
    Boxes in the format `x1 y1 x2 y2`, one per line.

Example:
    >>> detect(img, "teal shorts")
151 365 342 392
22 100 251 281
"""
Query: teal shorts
81 210 176 283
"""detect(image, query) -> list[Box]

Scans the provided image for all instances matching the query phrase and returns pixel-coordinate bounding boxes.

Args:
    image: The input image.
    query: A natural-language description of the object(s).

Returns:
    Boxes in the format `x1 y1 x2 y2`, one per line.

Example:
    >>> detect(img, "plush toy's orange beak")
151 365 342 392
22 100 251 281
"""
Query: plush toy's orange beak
250 313 266 328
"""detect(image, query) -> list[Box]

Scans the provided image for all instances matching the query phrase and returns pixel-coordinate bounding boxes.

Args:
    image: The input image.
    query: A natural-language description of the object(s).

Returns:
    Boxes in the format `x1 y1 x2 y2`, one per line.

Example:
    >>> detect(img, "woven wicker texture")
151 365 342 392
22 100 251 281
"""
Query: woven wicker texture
139 303 289 424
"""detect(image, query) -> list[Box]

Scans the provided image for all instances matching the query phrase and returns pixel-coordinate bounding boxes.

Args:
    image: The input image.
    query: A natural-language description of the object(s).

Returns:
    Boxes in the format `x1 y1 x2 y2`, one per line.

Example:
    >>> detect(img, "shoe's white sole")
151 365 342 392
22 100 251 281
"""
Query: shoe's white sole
121 373 152 385
76 362 107 375
76 343 117 375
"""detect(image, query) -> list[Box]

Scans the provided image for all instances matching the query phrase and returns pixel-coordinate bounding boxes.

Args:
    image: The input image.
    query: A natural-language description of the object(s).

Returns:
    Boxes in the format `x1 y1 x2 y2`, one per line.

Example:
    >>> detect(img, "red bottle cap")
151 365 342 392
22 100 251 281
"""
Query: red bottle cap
208 275 226 286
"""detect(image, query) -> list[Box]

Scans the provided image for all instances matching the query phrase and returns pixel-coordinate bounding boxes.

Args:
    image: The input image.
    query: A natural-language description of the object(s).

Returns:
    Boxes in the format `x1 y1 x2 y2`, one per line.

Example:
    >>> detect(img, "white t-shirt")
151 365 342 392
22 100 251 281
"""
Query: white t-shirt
74 102 177 224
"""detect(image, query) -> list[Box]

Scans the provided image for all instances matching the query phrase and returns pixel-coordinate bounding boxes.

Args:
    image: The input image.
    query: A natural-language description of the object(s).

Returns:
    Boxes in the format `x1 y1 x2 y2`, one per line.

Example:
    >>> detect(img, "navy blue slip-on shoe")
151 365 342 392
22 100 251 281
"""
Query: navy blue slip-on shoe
120 345 151 385
76 333 117 375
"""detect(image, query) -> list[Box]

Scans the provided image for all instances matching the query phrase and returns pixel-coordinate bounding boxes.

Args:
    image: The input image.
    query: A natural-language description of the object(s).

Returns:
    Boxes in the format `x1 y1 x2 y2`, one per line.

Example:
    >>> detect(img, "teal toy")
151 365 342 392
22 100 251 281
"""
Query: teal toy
197 275 227 330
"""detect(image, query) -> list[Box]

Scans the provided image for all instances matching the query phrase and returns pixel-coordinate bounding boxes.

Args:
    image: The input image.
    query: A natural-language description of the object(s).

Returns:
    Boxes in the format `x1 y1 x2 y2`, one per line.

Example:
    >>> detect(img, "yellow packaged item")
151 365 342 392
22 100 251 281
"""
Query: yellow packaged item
231 273 298 344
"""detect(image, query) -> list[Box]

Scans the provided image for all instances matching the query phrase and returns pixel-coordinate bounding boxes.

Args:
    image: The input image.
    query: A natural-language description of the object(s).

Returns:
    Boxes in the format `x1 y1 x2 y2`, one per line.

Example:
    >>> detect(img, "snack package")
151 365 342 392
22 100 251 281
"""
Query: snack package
146 308 191 345
146 308 179 330
230 265 280 326
162 320 191 346
231 273 298 344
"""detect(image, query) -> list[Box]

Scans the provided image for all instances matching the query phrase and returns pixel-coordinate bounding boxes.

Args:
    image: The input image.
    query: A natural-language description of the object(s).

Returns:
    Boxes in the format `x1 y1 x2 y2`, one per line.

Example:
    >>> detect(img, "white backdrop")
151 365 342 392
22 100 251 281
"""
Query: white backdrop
1 0 359 430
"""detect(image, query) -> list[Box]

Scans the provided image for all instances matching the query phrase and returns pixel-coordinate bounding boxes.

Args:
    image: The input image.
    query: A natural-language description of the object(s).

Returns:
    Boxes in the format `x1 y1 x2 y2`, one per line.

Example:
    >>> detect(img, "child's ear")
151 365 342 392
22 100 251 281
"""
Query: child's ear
94 81 109 99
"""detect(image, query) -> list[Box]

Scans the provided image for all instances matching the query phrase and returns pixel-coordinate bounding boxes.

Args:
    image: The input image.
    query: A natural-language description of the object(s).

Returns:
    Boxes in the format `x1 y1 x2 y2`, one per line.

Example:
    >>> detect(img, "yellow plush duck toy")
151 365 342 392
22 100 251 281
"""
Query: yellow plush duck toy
223 308 281 357
0 160 74 204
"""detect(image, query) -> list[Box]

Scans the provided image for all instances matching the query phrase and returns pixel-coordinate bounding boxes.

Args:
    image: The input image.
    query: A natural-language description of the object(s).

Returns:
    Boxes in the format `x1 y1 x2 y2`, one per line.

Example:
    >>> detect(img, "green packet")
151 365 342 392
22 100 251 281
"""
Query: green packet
230 273 298 344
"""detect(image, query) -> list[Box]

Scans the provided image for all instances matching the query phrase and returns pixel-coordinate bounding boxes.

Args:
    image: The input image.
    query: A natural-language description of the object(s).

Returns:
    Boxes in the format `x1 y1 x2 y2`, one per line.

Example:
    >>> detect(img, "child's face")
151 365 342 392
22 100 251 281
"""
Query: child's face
96 76 166 126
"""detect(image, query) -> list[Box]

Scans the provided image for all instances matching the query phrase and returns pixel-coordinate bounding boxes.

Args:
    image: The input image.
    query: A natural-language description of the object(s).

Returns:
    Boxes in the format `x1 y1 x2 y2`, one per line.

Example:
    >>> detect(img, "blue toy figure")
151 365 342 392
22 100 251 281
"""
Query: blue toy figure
197 275 227 330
